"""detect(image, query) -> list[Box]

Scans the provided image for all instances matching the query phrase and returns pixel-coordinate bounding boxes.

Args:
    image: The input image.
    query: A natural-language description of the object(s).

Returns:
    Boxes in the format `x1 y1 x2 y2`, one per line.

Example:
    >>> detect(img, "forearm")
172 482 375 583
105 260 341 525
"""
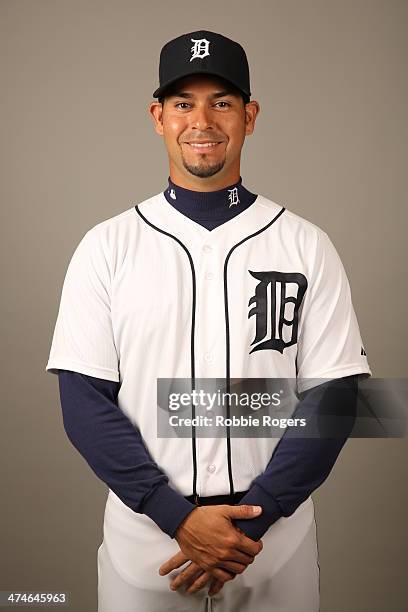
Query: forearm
58 370 195 537
234 374 359 540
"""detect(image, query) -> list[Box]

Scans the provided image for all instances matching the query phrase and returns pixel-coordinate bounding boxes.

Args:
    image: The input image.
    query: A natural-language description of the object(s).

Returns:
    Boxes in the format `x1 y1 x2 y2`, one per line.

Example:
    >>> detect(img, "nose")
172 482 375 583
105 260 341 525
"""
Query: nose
190 104 215 131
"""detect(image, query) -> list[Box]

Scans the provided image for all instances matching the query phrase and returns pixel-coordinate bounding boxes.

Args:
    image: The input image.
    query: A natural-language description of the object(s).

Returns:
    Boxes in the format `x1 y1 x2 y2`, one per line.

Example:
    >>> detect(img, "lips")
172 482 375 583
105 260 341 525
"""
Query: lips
184 141 223 150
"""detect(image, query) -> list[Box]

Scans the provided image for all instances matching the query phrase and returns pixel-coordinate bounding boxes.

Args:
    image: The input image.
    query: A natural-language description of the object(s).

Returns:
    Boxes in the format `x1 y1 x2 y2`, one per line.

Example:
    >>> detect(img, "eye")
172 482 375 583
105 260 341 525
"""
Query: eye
174 101 232 109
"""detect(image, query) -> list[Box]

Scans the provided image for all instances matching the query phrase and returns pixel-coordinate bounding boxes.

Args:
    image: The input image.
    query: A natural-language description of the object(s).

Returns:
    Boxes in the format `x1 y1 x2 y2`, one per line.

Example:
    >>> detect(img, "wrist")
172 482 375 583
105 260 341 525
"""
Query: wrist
142 484 196 538
174 506 199 541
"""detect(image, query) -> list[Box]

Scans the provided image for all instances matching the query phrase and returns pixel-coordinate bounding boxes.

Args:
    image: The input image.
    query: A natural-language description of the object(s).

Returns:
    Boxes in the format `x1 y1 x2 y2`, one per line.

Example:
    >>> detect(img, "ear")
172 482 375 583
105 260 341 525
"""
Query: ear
244 100 260 136
149 101 164 136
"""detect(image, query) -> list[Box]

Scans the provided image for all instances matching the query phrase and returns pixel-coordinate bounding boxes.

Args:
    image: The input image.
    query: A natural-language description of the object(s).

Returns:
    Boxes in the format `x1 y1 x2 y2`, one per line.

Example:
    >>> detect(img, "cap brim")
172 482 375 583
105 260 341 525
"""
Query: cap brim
153 69 250 99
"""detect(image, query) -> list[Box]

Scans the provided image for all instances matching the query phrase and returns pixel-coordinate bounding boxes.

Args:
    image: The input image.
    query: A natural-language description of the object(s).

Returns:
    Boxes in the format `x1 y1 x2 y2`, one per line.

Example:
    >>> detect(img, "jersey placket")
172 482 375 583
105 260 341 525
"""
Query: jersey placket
193 235 230 499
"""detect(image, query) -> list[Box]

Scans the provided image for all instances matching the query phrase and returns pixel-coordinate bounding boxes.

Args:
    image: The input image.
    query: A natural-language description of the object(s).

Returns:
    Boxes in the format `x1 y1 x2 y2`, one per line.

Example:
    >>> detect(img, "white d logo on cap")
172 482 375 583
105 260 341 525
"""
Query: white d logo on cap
190 38 211 61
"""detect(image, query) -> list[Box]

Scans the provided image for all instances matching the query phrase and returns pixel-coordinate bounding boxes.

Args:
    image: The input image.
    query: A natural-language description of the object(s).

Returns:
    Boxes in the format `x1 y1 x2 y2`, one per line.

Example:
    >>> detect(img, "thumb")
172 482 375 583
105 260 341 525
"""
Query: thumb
224 504 262 519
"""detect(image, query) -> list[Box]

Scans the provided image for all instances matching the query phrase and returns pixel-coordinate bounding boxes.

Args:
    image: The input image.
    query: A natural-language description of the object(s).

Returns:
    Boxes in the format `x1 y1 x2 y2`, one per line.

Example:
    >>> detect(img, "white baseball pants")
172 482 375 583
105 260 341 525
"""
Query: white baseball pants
97 518 320 612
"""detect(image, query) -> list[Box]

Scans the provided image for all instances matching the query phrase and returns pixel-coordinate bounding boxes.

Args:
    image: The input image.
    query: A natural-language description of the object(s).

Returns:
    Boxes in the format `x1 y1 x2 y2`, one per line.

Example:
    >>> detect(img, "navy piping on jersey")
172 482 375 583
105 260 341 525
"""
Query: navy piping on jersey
134 204 200 503
222 205 286 497
55 182 362 542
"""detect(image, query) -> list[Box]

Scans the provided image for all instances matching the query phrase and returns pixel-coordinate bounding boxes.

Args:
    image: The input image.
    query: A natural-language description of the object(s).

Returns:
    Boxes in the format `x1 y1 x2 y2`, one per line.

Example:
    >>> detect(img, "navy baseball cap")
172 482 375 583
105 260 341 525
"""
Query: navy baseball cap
153 30 251 102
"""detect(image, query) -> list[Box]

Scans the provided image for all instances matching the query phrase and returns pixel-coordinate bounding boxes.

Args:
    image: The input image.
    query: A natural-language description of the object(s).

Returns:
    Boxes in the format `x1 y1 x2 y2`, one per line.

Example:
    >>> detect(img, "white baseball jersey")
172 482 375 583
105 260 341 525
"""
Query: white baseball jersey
46 191 371 590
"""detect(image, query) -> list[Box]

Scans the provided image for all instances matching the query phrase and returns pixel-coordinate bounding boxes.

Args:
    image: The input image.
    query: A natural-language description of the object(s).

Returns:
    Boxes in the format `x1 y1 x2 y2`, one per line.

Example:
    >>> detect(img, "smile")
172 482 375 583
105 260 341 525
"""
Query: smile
185 142 223 151
189 142 220 147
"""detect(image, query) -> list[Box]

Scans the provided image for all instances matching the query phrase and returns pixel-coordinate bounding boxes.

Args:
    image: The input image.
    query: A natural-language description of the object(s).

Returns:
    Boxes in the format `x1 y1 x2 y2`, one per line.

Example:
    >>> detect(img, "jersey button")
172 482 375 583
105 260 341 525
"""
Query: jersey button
207 464 216 474
205 272 214 280
203 244 213 253
204 352 213 363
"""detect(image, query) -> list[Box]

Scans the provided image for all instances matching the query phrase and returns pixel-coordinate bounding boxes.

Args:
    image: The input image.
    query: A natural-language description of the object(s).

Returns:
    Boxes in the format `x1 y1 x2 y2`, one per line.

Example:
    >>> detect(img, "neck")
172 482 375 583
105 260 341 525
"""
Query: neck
169 168 241 192
163 175 258 231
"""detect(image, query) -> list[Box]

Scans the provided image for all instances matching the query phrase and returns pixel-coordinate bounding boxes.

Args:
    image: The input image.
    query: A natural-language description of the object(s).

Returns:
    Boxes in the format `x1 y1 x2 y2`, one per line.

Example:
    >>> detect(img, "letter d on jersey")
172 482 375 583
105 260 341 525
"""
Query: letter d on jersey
248 271 307 354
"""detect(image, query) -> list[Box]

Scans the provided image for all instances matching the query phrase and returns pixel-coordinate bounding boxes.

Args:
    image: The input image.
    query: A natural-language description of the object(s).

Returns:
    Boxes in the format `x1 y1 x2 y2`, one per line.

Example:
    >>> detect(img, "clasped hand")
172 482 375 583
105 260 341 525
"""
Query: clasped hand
159 504 263 597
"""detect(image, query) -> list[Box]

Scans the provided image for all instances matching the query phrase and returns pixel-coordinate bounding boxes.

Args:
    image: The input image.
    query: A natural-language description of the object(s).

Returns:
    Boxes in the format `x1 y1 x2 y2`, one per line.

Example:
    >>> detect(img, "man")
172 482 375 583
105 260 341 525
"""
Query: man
46 30 372 611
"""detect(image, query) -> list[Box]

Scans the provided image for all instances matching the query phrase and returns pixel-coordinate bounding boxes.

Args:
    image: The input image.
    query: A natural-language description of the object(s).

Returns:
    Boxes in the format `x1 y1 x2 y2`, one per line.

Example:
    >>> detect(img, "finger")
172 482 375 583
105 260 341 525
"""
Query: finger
185 571 212 594
210 567 235 583
170 563 203 591
236 534 263 557
208 578 224 597
218 560 247 574
159 551 189 575
223 504 262 520
220 550 255 566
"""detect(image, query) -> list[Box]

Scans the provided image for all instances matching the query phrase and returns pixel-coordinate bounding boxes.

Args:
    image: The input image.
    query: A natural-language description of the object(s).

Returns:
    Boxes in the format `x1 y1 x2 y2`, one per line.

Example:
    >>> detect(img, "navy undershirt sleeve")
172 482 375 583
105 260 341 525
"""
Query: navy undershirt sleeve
57 370 196 538
58 368 359 543
233 374 359 541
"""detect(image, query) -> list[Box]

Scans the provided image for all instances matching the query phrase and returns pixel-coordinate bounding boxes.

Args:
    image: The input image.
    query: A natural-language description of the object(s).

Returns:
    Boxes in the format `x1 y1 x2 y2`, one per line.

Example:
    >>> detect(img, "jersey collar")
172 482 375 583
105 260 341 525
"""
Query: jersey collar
163 176 258 230
136 191 285 254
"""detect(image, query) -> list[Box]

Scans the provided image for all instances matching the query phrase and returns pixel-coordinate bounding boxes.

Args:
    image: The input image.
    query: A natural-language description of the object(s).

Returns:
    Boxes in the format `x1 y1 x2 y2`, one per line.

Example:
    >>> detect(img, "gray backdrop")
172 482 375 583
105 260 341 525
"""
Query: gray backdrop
1 1 407 611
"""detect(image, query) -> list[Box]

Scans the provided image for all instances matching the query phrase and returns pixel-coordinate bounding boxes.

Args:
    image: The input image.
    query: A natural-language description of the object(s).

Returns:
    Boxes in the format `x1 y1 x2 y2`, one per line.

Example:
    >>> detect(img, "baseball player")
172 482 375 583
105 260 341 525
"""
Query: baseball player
46 30 372 611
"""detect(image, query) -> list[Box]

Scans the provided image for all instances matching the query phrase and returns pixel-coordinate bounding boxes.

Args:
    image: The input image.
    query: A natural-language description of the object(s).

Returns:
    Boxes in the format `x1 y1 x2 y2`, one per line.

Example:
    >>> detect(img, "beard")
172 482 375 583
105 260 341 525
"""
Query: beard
181 153 226 178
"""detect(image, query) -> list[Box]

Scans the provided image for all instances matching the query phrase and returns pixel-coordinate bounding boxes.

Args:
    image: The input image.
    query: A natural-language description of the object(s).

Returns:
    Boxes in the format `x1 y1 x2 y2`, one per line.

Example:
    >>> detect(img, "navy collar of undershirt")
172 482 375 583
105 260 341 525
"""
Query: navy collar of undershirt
163 176 258 223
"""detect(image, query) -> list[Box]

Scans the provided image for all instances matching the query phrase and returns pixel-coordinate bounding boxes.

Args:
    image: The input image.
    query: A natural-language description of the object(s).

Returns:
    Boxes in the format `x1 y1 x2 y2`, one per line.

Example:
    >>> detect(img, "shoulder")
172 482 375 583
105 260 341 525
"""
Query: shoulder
257 194 330 250
87 195 156 239
79 194 159 251
65 195 158 276
256 195 345 281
